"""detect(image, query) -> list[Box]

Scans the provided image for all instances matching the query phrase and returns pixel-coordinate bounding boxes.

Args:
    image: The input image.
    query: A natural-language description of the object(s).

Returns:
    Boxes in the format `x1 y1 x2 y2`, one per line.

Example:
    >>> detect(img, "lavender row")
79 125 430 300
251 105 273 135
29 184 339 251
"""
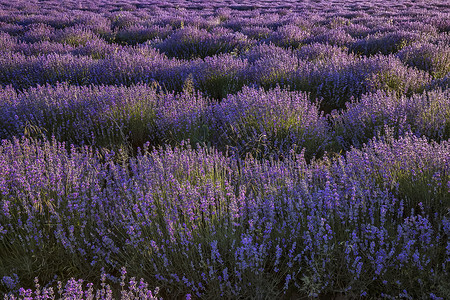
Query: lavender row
1 19 448 57
0 84 327 160
3 0 450 14
1 46 443 110
2 83 450 159
0 133 448 298
1 11 449 63
1 0 449 41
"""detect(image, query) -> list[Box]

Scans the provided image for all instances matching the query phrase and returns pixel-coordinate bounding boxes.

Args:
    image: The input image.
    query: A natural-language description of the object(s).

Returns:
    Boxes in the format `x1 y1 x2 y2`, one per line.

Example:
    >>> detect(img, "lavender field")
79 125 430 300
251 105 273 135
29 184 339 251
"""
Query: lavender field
0 0 449 299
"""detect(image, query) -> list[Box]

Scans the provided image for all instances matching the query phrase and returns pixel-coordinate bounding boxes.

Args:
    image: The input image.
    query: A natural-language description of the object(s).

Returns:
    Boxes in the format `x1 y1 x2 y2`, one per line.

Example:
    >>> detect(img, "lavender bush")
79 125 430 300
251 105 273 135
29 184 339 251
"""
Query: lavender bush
52 25 98 47
155 26 253 59
21 23 55 43
289 54 431 111
333 89 450 149
210 86 331 159
398 42 450 79
265 24 310 48
350 31 425 56
188 53 248 100
0 52 95 89
115 24 172 45
3 273 161 300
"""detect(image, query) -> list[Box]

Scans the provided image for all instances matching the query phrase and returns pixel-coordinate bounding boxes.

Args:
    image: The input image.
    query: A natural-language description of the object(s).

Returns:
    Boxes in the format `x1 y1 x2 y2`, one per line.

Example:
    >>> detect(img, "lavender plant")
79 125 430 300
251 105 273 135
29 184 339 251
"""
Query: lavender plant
210 86 330 159
333 89 450 149
350 31 425 56
289 54 431 111
397 42 450 79
305 28 355 48
115 24 172 45
89 49 184 88
3 272 161 300
188 53 248 100
0 52 95 89
245 44 299 89
0 21 23 36
265 24 310 48
71 39 121 59
21 23 55 43
155 26 253 59
240 25 272 40
429 74 450 91
53 25 98 47
13 41 74 56
295 42 354 62
0 32 17 51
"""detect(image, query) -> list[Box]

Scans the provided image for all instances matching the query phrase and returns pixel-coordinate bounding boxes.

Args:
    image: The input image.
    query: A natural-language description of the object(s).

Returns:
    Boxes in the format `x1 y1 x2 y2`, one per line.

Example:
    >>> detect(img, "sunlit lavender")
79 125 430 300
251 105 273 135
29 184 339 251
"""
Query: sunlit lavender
0 0 449 299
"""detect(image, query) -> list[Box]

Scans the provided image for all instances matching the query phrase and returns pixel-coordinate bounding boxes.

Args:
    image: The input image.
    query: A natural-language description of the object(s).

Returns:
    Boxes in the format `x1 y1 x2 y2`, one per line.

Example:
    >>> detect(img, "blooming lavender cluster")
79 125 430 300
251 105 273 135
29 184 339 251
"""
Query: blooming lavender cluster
3 271 161 300
0 0 450 299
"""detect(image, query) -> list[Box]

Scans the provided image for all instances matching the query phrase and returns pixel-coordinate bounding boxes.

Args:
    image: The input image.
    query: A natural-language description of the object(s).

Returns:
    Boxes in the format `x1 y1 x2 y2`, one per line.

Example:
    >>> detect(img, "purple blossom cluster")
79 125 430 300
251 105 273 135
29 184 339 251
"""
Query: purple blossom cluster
3 270 161 300
0 0 450 299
